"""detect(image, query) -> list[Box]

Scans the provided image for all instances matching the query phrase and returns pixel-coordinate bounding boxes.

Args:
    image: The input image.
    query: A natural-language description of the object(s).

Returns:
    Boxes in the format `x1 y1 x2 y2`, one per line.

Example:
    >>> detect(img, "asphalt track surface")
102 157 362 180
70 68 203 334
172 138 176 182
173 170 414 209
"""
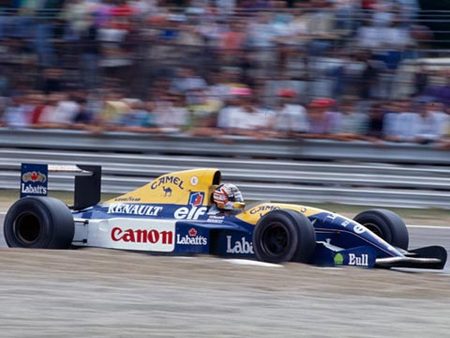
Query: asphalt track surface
1 213 450 337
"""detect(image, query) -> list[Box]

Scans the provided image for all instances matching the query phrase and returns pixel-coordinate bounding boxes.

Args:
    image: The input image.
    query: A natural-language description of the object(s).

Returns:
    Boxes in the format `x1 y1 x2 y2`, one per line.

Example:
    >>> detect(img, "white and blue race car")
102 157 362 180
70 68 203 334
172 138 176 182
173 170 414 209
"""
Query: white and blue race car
3 164 447 269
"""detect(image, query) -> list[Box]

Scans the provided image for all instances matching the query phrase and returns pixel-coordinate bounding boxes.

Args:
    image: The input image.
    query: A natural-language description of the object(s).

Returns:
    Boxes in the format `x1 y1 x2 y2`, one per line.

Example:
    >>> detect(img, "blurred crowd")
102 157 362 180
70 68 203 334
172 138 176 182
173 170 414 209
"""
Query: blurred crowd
0 0 449 147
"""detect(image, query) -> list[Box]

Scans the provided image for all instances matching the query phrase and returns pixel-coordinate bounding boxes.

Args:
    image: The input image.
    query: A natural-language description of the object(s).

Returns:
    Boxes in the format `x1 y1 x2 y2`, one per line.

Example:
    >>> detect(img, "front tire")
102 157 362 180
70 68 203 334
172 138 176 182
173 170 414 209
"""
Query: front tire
253 209 316 263
353 209 409 250
4 197 75 249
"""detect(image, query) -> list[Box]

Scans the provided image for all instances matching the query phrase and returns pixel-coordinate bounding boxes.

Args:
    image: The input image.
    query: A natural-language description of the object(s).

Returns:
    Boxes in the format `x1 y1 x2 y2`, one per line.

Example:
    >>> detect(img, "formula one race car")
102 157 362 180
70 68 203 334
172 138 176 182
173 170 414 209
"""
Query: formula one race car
3 164 447 269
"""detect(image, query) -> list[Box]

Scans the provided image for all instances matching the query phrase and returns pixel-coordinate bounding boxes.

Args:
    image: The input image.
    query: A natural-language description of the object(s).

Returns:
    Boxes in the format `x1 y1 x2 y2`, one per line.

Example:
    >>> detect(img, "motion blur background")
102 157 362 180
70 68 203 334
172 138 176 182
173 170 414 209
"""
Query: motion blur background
0 0 449 209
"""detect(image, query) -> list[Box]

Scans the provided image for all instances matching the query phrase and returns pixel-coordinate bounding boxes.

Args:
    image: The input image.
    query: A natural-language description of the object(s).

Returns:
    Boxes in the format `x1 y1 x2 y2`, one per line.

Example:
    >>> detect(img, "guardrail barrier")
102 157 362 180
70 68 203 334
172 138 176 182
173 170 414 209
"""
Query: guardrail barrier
0 129 449 209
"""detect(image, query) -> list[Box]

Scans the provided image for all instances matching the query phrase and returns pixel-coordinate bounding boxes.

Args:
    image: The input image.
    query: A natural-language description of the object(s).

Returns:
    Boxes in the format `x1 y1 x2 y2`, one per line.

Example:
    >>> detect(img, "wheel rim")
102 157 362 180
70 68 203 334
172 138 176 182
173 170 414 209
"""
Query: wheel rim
363 222 383 238
261 222 290 257
14 212 41 244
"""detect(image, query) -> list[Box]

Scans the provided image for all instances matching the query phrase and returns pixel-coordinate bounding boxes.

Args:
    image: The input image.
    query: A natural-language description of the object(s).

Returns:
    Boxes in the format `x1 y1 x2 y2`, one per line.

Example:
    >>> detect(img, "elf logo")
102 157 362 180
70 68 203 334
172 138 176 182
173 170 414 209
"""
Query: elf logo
174 206 208 220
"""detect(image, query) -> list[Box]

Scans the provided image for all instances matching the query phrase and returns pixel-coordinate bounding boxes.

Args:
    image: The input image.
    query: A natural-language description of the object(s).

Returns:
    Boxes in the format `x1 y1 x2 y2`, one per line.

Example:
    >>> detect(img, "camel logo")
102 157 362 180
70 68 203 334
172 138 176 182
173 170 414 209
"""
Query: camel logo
150 175 185 196
163 186 172 197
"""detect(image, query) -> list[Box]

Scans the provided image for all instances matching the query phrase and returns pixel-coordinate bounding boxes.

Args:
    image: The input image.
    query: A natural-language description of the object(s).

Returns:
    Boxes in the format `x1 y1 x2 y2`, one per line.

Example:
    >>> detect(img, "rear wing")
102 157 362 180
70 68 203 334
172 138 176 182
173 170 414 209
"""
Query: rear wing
20 163 101 210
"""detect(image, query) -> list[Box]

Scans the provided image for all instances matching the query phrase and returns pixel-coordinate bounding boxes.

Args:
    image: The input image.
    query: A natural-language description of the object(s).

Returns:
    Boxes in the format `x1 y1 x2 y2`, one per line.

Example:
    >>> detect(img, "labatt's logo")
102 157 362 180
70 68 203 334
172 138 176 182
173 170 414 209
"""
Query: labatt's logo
176 228 207 245
22 171 47 183
21 171 47 195
150 176 184 190
111 227 173 244
21 184 47 195
226 236 254 254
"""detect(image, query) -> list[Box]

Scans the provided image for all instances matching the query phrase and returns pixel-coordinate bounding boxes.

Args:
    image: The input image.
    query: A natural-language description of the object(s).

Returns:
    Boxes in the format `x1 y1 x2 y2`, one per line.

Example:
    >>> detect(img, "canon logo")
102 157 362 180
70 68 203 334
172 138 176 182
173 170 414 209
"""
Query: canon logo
111 227 173 244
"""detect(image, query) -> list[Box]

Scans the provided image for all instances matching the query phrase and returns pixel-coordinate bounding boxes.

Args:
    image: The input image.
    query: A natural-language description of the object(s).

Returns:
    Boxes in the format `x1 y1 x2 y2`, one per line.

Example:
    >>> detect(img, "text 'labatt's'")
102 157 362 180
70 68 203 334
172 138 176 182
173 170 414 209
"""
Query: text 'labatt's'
176 228 207 245
226 236 254 254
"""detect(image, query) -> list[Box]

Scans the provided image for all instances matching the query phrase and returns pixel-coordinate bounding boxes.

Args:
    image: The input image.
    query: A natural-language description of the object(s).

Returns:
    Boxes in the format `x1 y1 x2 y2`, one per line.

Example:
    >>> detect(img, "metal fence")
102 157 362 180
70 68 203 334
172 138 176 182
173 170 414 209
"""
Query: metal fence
0 128 449 209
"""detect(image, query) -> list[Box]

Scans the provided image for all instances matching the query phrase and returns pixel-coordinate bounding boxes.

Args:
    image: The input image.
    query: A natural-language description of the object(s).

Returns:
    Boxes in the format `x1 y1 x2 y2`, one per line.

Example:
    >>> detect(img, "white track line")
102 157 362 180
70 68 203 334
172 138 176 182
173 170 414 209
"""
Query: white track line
408 225 450 230
226 259 282 268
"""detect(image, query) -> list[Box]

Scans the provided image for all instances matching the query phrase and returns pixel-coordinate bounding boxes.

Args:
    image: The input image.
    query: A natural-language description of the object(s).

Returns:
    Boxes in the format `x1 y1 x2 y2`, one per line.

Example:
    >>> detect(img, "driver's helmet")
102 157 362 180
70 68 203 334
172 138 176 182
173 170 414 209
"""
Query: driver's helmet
213 183 245 211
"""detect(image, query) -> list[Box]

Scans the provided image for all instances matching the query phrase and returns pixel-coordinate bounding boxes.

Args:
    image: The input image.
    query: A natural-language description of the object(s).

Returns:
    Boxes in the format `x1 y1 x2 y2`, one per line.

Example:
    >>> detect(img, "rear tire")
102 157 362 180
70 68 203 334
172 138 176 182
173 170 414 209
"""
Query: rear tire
253 209 316 263
353 209 409 250
4 197 74 249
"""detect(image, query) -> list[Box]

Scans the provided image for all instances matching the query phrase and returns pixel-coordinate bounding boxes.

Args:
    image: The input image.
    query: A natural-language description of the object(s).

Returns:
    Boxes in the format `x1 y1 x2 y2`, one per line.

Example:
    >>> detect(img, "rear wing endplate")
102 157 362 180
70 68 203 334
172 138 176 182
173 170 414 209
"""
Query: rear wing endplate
20 163 101 210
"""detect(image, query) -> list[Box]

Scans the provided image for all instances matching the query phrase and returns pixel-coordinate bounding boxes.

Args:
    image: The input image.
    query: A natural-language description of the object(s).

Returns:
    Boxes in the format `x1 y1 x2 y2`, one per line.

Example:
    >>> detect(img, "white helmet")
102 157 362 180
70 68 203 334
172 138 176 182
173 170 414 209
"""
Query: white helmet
213 184 245 211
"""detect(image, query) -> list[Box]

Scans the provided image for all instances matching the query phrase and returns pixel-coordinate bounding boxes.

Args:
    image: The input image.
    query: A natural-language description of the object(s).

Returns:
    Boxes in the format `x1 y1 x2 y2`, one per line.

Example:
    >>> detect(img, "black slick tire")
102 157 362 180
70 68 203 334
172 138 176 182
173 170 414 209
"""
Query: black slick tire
353 208 409 250
4 197 75 249
253 209 316 263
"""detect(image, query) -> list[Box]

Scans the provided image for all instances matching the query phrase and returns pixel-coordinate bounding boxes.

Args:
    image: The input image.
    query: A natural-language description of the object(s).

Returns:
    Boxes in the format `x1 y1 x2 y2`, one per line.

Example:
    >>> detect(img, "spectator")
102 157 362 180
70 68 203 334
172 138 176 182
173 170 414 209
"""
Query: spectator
109 0 135 31
40 68 65 94
215 0 236 17
218 19 248 62
246 12 277 77
423 72 450 107
0 66 10 96
38 93 81 128
359 51 382 100
171 67 208 102
153 92 190 131
0 1 447 145
333 0 358 36
414 101 441 144
382 100 403 142
79 14 101 89
2 95 31 128
333 98 368 141
305 0 337 55
272 88 308 137
73 97 94 126
35 93 59 127
95 90 130 129
29 92 46 125
437 105 450 150
62 0 92 40
356 18 383 50
303 97 338 138
115 99 158 132
97 6 134 84
413 64 429 96
428 102 449 138
217 87 273 138
366 102 385 141
384 100 421 142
